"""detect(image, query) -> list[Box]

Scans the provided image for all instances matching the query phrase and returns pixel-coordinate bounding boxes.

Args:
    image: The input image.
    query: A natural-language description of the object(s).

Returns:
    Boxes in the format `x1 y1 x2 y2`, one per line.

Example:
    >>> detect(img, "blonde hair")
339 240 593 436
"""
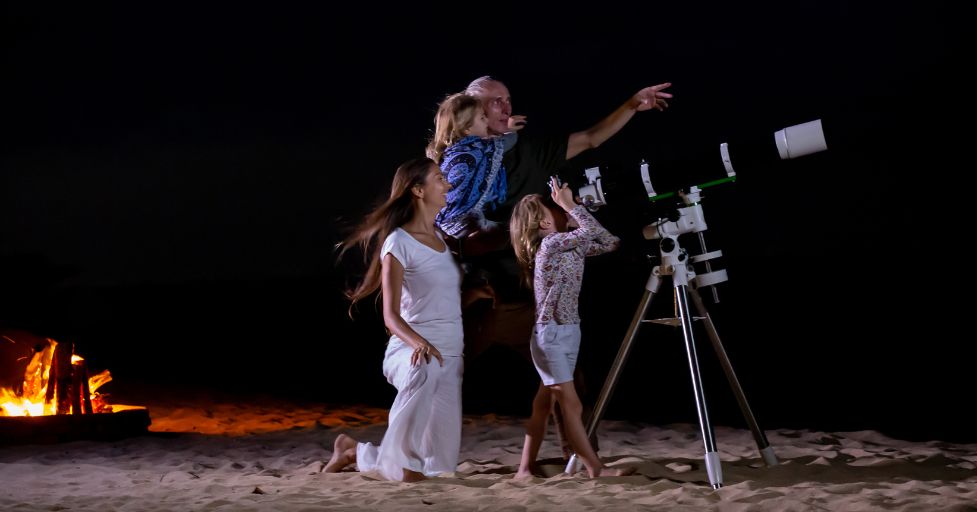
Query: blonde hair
425 93 482 163
509 194 549 289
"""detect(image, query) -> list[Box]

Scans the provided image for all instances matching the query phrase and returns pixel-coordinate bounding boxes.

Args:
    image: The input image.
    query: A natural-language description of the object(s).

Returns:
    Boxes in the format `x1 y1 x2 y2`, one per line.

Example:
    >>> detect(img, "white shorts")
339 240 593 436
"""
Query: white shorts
530 322 581 386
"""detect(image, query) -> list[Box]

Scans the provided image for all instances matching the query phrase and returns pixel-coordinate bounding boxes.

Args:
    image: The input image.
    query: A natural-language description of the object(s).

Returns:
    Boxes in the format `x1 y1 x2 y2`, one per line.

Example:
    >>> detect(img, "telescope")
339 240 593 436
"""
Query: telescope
574 119 827 210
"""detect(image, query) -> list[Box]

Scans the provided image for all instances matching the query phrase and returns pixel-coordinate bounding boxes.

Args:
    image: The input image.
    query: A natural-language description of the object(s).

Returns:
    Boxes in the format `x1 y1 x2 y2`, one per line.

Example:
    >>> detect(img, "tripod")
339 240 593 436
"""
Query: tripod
566 188 778 488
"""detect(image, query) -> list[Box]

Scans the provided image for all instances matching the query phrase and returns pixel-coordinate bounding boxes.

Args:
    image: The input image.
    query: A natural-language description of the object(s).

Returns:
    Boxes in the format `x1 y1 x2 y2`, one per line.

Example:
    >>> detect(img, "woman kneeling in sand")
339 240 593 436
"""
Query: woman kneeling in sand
330 157 465 482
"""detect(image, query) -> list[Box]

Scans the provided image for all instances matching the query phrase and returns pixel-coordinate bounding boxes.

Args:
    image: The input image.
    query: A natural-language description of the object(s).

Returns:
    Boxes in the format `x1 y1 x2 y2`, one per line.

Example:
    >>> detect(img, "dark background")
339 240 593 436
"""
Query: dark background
2 3 972 442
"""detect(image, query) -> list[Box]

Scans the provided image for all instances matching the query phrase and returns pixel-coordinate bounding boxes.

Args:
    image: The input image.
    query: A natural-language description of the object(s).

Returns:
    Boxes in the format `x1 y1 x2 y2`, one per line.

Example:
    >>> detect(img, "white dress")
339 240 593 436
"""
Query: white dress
356 228 464 480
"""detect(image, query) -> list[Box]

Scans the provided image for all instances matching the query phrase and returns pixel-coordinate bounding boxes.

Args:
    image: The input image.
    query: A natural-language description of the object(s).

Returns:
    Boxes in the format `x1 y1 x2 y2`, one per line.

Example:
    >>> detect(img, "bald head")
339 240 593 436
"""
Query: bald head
465 76 511 136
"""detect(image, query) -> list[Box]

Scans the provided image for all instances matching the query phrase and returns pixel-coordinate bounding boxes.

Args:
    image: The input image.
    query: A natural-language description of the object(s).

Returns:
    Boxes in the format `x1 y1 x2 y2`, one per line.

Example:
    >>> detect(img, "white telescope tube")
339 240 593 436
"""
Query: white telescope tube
774 119 827 159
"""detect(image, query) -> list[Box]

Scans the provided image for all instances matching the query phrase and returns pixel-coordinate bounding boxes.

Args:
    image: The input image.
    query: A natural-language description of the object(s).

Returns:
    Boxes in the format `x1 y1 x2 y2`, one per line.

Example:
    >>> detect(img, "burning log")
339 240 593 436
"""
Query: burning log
80 362 94 414
71 358 95 415
50 340 74 415
71 361 82 415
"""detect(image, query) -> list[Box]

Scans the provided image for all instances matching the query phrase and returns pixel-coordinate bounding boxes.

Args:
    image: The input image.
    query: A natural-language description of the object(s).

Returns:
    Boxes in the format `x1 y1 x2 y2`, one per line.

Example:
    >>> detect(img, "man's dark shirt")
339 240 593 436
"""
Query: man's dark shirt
487 131 568 224
475 131 568 303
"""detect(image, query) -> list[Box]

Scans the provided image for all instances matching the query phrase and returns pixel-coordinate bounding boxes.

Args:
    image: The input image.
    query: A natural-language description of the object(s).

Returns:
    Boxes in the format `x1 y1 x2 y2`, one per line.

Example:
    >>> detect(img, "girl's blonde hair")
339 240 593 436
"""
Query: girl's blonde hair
509 194 549 289
425 92 482 163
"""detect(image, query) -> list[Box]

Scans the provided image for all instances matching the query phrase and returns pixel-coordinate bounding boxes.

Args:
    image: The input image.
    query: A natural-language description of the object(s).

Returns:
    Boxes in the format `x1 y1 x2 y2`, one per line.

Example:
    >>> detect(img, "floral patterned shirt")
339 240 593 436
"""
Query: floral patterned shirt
534 206 620 324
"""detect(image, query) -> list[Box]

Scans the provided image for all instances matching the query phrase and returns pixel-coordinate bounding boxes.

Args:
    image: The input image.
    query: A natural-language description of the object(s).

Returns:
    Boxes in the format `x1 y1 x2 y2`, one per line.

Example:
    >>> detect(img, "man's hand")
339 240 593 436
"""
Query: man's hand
632 83 673 112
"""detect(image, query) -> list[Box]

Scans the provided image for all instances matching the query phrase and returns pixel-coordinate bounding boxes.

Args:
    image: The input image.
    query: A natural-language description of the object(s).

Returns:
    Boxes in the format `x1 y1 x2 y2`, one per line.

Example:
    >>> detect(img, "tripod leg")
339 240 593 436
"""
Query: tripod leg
675 284 723 489
564 272 662 474
688 287 779 466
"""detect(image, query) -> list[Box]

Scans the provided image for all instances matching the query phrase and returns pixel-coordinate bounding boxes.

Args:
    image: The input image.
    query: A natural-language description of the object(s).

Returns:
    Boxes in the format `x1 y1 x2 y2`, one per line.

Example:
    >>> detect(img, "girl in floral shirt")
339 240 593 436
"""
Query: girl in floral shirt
509 178 626 479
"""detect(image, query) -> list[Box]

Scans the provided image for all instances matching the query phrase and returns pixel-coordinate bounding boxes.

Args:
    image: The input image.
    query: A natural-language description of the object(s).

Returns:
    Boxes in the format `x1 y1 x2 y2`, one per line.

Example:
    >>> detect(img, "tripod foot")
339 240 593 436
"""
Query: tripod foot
760 446 779 466
564 454 581 475
705 451 723 489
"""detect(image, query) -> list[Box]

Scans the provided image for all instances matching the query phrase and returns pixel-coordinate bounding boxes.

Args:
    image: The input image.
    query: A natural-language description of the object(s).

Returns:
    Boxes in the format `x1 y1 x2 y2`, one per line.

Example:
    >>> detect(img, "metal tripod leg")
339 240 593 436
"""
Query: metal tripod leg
687 287 778 466
674 283 723 489
564 275 779 487
566 274 724 488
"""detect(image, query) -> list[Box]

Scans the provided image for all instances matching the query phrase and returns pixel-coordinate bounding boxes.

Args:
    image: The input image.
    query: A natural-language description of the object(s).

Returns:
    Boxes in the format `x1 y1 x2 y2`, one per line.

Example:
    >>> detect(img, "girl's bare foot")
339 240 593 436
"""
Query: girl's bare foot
514 469 535 480
324 434 358 472
514 462 542 480
402 469 427 482
588 465 637 478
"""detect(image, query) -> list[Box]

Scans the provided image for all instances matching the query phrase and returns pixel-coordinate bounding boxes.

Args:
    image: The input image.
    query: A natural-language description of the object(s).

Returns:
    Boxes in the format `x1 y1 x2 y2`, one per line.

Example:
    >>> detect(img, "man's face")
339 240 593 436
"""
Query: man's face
480 81 512 136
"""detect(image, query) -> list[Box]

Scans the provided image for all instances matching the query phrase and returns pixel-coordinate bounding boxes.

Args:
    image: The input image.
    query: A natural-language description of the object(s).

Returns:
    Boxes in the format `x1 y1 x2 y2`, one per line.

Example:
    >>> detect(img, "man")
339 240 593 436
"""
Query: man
461 75 673 344
467 76 672 221
459 76 673 464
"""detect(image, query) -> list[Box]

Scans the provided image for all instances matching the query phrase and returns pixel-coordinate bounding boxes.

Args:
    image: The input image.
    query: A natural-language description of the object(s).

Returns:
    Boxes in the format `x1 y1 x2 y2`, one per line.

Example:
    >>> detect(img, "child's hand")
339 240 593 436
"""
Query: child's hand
550 177 577 212
507 115 527 132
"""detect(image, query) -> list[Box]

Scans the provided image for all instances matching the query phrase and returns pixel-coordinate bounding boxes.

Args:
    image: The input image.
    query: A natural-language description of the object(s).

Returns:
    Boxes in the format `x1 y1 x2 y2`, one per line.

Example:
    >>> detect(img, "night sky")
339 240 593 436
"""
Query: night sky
2 4 972 442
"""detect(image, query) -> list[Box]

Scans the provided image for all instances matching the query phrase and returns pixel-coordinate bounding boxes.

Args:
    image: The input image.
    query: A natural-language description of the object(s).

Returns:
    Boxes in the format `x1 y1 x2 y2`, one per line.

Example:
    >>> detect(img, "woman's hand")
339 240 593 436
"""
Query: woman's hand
411 342 444 367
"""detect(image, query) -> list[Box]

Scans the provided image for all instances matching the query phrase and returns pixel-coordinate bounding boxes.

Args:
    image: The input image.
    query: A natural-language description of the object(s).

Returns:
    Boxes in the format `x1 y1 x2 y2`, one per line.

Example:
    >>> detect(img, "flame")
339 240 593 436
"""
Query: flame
0 338 115 417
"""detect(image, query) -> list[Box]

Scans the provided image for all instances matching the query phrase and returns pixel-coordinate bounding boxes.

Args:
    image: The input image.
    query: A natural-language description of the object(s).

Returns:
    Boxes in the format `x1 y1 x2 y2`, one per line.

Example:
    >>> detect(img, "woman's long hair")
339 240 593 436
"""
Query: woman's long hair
509 194 548 290
425 92 481 164
337 158 435 315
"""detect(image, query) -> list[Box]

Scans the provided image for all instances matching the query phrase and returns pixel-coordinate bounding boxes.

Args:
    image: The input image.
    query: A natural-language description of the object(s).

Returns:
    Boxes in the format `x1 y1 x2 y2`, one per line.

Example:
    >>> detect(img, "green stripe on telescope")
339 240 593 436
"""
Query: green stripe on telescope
648 176 737 202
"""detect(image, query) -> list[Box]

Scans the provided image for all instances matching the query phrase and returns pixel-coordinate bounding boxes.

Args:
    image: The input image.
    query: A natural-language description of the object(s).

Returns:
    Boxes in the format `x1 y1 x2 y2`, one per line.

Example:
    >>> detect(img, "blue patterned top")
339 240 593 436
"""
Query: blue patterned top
435 135 508 237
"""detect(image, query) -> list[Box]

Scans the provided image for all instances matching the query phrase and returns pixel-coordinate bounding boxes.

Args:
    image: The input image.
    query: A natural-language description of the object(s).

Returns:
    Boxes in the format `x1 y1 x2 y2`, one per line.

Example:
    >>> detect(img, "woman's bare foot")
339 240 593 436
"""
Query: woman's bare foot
402 469 427 482
324 434 358 473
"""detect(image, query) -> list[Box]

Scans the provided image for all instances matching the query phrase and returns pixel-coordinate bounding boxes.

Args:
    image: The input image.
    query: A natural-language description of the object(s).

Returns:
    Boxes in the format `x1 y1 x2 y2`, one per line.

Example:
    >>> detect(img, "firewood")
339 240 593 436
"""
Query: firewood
53 342 73 415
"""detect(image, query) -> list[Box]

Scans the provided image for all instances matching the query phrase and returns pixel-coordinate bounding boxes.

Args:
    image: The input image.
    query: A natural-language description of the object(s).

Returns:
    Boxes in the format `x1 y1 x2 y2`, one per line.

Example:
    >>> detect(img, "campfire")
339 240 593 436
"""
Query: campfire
0 331 150 444
1 336 117 417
